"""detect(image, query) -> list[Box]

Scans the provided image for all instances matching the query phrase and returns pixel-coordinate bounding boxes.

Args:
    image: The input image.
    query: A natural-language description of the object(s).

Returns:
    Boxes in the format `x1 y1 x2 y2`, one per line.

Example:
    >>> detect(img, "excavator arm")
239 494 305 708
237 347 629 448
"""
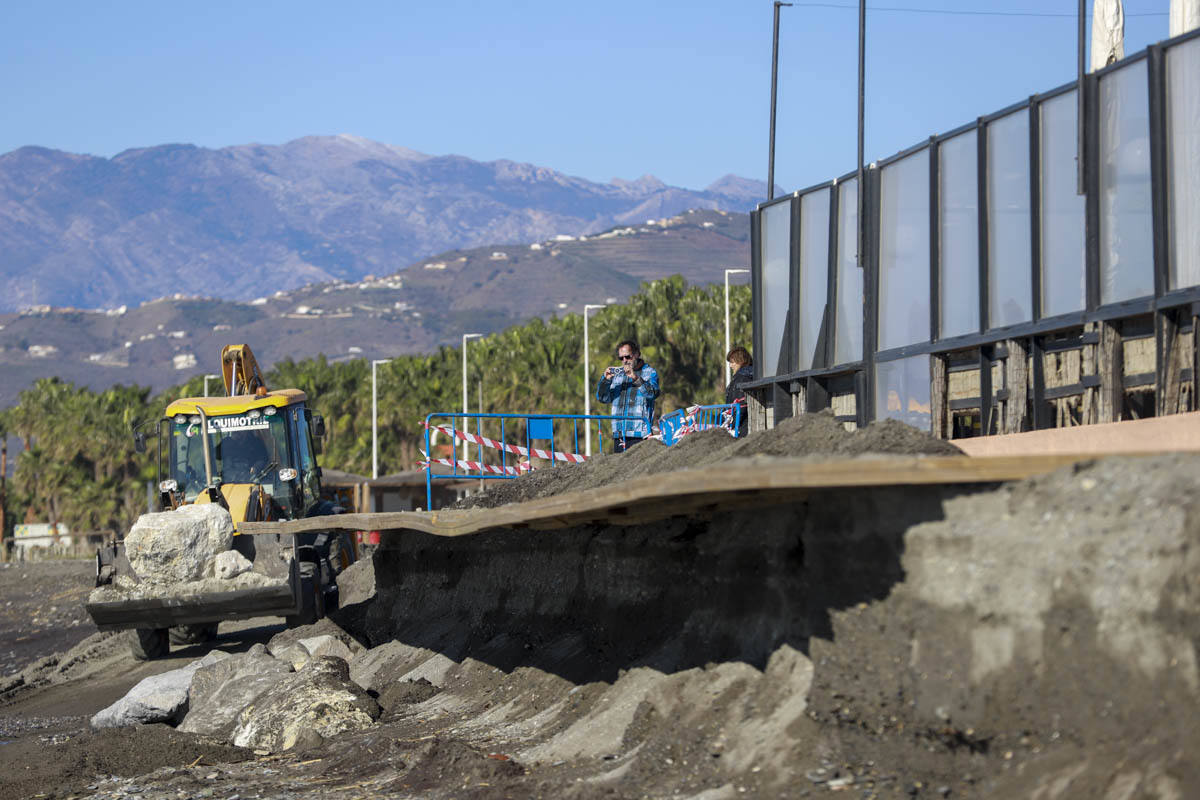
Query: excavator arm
220 344 267 396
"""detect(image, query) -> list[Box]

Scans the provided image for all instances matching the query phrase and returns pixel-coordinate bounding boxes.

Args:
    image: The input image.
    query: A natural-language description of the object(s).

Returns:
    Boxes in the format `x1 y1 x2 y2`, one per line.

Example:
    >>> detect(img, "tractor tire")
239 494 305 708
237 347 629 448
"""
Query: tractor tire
169 623 219 645
129 628 170 661
285 564 323 628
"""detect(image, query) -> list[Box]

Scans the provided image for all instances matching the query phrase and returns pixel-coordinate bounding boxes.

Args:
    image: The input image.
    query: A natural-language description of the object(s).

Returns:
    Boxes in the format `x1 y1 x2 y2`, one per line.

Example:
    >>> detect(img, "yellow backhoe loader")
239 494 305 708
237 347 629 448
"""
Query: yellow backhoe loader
86 345 354 659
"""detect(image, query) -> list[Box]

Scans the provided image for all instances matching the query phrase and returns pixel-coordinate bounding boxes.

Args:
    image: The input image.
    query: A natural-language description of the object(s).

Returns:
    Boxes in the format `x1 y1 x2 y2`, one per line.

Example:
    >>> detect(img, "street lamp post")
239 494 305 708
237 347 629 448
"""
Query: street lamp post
461 334 483 462
582 304 607 457
724 269 750 387
371 359 392 480
203 374 221 397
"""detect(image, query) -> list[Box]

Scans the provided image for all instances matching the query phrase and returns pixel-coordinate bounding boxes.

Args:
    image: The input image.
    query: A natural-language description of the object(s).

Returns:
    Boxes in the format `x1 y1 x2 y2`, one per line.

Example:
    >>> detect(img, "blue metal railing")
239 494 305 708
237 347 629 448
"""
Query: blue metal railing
658 403 742 446
422 411 640 509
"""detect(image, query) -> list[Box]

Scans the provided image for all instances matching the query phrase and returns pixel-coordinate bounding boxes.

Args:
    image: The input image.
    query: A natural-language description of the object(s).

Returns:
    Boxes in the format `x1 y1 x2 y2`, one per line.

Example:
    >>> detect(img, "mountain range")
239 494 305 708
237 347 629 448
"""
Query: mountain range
0 207 750 411
0 135 766 312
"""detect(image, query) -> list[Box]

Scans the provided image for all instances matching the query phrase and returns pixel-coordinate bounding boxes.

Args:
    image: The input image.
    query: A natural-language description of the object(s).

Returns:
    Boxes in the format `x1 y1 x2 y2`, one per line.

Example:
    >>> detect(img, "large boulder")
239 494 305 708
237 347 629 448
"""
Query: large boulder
230 656 381 752
349 639 442 694
270 634 356 671
267 618 366 668
214 549 253 579
125 504 235 584
178 644 294 738
91 650 229 728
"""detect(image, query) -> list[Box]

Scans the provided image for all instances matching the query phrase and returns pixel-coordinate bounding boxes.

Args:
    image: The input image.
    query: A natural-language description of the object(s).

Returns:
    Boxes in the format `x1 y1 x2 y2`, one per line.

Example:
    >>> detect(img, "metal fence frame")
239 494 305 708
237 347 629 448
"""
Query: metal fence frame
423 412 640 508
748 27 1200 433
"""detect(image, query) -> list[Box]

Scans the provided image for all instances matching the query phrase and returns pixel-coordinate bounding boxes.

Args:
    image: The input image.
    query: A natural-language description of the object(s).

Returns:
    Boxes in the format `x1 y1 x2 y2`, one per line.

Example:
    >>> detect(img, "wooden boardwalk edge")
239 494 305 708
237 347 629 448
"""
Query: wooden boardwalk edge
238 452 1168 539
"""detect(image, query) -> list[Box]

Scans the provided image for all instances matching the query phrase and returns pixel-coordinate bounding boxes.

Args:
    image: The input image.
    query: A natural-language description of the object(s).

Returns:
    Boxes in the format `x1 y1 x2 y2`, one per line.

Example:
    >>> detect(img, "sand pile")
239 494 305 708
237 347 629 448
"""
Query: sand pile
460 410 963 508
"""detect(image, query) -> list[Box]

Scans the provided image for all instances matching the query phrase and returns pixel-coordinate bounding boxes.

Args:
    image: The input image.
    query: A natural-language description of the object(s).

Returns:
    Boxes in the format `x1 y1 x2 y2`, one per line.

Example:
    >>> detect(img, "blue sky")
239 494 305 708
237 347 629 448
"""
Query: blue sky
0 1 1176 194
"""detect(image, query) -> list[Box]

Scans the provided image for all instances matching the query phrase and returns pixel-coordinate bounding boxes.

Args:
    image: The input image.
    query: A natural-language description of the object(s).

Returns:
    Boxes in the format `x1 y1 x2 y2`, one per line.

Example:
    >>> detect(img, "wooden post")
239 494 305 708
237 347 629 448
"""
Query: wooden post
931 354 949 439
1194 315 1199 413
1157 311 1183 417
745 389 768 434
791 382 807 418
1081 322 1098 425
1097 320 1124 424
1003 338 1030 434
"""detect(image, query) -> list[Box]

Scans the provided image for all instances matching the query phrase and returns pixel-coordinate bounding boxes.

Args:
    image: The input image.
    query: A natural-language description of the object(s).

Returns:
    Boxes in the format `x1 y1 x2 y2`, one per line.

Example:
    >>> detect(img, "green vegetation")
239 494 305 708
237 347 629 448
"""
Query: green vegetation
0 277 750 539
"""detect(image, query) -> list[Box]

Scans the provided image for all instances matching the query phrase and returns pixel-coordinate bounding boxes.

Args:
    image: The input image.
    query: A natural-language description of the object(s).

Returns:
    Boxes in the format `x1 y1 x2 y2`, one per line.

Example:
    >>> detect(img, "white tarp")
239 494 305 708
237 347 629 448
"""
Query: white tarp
1091 0 1125 71
1171 0 1200 36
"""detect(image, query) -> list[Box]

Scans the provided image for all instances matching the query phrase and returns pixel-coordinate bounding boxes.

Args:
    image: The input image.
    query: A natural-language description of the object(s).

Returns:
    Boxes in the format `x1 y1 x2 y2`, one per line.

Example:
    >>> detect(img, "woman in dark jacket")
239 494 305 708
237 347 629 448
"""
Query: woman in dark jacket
725 346 754 437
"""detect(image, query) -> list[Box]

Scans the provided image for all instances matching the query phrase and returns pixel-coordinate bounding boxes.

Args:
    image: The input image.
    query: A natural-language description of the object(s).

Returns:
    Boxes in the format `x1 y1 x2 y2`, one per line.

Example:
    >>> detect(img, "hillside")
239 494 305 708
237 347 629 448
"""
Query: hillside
0 135 763 312
0 209 749 410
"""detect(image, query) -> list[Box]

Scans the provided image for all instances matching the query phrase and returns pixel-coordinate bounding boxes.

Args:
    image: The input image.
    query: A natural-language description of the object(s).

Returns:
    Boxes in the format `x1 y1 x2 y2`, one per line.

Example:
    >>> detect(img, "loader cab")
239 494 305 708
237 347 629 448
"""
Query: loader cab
158 390 324 521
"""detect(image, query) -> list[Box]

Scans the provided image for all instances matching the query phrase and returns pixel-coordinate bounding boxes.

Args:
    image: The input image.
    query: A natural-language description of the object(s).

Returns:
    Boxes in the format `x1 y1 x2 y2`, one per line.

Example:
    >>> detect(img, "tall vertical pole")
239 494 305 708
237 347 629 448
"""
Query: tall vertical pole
462 336 469 463
725 271 732 385
583 304 606 457
371 360 379 480
857 0 866 268
1076 0 1086 195
371 359 392 480
768 2 792 201
0 436 6 561
461 334 482 462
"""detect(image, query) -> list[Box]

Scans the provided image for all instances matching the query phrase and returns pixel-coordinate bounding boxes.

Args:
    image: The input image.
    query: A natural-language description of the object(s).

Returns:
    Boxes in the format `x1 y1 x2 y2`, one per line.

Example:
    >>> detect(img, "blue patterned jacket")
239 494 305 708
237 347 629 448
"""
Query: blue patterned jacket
596 362 661 439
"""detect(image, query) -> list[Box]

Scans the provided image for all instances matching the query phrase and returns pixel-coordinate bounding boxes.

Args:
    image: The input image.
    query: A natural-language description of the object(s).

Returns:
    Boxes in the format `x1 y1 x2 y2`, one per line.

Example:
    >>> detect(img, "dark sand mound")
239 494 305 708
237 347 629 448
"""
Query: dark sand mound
461 411 963 508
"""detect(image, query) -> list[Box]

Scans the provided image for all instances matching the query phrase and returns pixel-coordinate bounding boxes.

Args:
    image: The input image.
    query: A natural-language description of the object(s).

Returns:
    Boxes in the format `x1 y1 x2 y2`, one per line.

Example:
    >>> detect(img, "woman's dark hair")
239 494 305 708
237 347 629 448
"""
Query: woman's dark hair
726 346 752 367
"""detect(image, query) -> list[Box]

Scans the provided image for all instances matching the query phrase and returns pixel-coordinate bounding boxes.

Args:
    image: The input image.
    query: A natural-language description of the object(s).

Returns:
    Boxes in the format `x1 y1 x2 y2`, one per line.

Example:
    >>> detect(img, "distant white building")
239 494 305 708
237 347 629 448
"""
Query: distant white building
424 262 447 270
27 344 58 358
13 523 72 555
529 243 543 251
490 252 509 260
173 353 197 370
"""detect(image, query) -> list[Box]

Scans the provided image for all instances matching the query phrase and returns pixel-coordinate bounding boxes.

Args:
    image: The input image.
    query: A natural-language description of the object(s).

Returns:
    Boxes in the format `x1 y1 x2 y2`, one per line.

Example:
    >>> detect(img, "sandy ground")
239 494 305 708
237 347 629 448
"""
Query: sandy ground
0 418 1196 799
0 560 97 677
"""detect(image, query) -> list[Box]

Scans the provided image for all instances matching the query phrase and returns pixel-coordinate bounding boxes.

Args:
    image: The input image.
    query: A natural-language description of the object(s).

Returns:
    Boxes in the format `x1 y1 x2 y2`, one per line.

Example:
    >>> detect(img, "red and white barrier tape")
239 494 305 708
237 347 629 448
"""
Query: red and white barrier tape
422 422 588 464
418 458 532 476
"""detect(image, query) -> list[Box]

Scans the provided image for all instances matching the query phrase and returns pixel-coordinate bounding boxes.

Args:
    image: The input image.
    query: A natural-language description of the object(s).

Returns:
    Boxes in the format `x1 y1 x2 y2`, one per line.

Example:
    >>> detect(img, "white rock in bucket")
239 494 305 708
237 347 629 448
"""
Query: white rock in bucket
215 549 253 579
125 504 234 584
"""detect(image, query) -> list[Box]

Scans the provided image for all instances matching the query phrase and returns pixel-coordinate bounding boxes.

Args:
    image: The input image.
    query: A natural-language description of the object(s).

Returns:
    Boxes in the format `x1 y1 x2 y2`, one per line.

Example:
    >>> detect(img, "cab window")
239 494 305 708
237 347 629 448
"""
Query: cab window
292 406 320 512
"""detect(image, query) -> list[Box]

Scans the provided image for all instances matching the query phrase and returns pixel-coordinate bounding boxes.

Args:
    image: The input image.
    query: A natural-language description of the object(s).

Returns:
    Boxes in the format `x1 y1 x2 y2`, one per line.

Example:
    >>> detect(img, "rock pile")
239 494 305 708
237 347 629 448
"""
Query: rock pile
94 619 381 754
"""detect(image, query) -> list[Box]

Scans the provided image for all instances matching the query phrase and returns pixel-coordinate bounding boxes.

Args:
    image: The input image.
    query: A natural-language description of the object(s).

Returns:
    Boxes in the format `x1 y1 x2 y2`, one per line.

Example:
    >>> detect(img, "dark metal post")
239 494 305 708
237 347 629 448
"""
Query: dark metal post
768 1 791 201
857 0 867 269
1076 0 1086 195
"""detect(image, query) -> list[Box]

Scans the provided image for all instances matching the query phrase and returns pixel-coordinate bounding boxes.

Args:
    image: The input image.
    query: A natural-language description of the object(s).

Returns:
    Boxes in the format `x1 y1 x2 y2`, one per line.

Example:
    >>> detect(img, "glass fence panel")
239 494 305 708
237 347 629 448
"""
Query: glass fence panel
987 109 1033 328
939 131 979 338
1099 60 1154 304
835 178 863 365
878 150 931 351
1168 37 1200 290
760 200 792 377
875 355 931 432
1040 91 1087 317
798 188 831 370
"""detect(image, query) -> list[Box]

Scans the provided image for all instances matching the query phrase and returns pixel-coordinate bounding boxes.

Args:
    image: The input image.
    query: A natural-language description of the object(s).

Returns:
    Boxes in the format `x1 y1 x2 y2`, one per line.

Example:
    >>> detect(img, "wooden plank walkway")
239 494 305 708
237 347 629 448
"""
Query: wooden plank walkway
239 452 1136 539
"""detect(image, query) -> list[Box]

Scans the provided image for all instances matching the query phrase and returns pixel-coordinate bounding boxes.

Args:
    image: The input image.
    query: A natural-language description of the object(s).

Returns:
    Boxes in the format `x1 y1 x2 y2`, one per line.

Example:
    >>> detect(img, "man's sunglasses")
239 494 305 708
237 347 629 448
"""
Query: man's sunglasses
619 354 636 360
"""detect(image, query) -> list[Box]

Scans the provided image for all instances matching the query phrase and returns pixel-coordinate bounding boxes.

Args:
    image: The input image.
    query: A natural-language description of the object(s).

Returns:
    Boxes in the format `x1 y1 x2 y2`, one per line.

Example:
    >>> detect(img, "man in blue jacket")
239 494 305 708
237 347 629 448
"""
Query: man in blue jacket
596 339 660 452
